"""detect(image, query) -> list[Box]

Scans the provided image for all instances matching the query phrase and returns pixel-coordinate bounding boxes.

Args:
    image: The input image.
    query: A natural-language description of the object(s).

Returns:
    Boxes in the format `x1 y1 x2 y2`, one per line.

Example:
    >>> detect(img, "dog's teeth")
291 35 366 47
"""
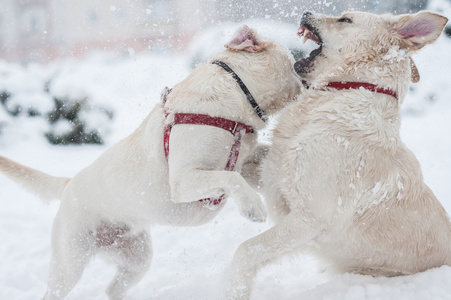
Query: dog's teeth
297 28 305 38
301 28 312 43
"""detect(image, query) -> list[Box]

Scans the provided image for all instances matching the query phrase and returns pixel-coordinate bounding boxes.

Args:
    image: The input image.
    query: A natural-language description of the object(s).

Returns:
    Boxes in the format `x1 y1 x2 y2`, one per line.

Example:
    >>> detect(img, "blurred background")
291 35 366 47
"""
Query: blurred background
0 0 450 147
1 2 451 299
0 0 435 63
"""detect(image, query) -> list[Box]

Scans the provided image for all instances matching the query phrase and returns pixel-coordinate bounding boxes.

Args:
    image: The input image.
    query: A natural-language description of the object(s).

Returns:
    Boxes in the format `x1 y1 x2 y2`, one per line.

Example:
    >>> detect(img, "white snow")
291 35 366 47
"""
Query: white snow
382 47 407 62
1 20 451 300
372 182 382 195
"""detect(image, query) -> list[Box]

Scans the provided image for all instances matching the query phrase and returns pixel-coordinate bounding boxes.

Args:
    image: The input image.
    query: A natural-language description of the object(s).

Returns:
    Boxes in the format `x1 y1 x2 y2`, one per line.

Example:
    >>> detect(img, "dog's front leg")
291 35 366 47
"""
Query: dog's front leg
225 214 320 299
171 169 266 222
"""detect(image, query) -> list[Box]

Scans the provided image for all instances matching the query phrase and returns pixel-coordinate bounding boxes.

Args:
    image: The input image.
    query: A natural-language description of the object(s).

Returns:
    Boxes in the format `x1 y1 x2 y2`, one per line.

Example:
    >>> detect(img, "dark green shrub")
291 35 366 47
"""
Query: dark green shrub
45 97 112 145
445 25 451 38
0 91 113 145
0 91 21 116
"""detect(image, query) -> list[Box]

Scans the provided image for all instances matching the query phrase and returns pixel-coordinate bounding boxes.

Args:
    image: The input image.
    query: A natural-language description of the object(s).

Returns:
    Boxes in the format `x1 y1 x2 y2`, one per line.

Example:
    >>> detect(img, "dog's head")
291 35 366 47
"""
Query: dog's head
213 25 302 117
295 11 447 94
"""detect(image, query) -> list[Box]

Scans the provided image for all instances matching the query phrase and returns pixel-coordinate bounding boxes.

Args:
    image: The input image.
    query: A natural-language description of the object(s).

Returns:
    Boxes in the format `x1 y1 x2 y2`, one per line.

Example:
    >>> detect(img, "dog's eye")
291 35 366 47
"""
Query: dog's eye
337 17 352 23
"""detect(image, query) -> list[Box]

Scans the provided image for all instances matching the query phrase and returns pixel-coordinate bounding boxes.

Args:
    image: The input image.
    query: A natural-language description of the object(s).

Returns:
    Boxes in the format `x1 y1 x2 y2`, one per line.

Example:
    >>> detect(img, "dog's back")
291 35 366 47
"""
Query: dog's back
227 11 450 299
262 10 451 275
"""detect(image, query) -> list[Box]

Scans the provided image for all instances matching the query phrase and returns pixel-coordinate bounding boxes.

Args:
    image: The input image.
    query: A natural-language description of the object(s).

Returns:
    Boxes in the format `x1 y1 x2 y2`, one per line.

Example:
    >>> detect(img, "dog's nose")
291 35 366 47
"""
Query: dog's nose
301 11 313 25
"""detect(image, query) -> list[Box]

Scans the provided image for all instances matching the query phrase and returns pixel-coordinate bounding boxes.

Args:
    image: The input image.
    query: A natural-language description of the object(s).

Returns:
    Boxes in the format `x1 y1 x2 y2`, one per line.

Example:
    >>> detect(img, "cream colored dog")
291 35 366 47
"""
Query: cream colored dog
0 25 301 299
227 11 451 299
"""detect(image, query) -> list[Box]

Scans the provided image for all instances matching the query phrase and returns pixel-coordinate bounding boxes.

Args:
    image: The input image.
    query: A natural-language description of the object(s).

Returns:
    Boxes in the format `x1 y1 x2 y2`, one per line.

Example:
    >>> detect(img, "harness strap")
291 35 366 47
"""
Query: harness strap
163 110 254 207
161 60 260 207
211 60 268 122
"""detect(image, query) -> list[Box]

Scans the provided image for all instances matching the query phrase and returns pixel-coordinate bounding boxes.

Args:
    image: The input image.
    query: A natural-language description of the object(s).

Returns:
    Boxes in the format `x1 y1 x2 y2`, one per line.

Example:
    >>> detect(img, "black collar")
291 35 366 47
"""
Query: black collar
212 60 268 122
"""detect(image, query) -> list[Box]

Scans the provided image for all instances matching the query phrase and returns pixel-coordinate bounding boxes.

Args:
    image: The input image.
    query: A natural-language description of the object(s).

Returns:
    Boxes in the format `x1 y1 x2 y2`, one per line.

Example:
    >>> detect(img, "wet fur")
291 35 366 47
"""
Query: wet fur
227 11 450 299
0 26 301 300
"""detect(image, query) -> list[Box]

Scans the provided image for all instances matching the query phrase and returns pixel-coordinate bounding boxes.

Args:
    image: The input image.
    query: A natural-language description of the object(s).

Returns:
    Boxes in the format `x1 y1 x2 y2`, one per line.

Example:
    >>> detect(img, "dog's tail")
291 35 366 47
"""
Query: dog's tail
0 155 69 202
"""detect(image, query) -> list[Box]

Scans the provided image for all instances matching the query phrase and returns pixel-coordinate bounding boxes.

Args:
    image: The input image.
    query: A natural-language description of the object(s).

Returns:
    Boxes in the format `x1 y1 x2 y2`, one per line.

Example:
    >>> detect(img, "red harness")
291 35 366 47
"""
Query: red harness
161 61 266 207
162 89 254 207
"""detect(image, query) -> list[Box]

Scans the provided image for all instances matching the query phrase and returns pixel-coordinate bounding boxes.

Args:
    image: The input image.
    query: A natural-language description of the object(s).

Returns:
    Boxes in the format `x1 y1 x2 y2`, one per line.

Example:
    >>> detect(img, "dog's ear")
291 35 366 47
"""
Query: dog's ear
409 58 420 83
392 11 448 50
225 25 267 52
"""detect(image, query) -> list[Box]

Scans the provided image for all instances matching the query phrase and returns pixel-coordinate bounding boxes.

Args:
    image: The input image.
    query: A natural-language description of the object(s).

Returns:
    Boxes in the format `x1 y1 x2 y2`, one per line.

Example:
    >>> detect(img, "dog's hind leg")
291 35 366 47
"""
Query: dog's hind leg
105 230 152 300
44 216 95 299
225 214 320 300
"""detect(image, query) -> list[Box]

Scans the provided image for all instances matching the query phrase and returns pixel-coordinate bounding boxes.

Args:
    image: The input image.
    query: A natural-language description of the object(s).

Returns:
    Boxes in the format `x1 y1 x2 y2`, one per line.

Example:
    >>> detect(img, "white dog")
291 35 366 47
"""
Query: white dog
227 11 451 299
0 25 301 299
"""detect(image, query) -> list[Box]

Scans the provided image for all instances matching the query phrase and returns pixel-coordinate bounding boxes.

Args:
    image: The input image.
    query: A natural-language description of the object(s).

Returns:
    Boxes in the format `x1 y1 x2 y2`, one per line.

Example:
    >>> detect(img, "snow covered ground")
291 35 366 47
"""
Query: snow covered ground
1 20 451 300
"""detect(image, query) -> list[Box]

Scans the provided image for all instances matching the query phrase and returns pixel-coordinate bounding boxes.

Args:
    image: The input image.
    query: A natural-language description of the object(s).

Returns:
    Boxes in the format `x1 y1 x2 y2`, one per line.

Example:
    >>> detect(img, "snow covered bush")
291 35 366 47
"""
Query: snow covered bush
0 91 13 135
45 96 113 145
1 91 20 116
445 25 451 38
0 61 114 145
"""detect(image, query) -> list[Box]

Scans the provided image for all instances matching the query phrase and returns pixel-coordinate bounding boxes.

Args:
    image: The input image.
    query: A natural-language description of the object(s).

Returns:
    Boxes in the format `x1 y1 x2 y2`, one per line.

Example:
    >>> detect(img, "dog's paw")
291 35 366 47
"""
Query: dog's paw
200 196 224 210
236 192 267 222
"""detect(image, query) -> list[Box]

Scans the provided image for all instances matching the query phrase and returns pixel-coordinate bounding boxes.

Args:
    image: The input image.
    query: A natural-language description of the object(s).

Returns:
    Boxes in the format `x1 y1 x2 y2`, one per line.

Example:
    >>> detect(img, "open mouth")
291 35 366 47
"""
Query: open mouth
294 24 322 76
298 26 321 44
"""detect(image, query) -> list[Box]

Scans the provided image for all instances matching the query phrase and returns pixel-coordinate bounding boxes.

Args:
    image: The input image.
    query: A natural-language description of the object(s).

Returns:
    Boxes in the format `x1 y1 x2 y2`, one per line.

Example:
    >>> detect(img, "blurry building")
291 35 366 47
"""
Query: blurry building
0 0 428 63
0 0 215 62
